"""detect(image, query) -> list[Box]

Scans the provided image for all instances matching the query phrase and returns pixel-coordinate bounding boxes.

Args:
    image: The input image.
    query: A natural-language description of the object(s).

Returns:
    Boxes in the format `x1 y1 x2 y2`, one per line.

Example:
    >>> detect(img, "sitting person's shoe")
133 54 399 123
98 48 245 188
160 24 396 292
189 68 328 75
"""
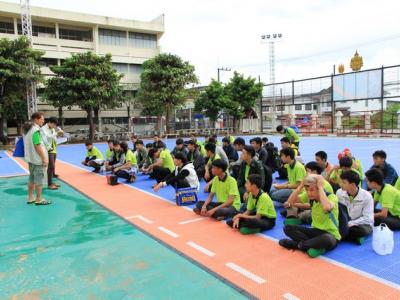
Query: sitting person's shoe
92 168 100 173
127 174 136 183
284 217 302 226
193 207 200 215
307 248 326 258
240 227 260 235
278 238 298 250
356 237 366 245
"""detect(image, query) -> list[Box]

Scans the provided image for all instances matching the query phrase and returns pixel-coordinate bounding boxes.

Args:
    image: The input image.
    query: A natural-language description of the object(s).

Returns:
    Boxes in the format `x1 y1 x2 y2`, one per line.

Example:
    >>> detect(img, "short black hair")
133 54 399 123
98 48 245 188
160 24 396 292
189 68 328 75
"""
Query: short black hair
145 143 153 149
365 168 384 186
243 145 256 158
280 137 291 143
315 151 328 161
250 137 262 146
31 112 44 120
113 141 121 146
176 138 184 145
153 134 159 138
156 142 167 150
276 125 284 132
233 137 245 146
222 137 230 144
120 141 129 153
135 140 144 146
48 117 58 125
205 143 216 153
173 152 187 164
187 140 196 146
339 156 353 168
340 170 361 186
373 150 387 160
280 147 295 159
305 161 323 174
107 139 115 144
211 159 228 172
262 137 268 143
207 137 216 144
148 148 157 159
85 140 93 146
131 134 138 139
247 174 263 189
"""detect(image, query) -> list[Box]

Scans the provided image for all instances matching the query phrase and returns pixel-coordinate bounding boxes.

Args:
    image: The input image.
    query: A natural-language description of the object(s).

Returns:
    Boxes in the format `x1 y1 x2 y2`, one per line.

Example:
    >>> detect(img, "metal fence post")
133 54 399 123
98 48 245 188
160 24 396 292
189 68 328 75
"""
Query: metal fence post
380 66 384 134
331 74 334 133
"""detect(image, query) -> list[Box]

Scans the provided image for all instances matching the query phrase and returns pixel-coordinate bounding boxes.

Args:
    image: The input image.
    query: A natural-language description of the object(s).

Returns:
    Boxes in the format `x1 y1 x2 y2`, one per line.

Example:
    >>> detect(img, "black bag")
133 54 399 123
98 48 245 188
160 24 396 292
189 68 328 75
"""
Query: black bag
106 175 119 186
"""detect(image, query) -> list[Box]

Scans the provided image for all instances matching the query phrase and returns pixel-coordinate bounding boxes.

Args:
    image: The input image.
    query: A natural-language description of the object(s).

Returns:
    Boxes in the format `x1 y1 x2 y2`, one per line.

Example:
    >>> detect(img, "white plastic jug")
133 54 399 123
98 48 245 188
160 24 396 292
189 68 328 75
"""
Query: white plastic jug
372 223 394 255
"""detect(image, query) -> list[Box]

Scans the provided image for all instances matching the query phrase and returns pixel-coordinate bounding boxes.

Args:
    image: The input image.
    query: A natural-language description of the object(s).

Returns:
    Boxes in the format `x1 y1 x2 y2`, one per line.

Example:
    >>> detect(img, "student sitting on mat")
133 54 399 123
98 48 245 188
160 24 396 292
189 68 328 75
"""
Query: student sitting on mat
203 143 221 192
283 161 333 225
135 140 148 170
329 156 361 193
105 141 124 172
153 152 199 194
170 138 189 158
227 174 276 234
105 140 115 162
365 168 400 231
338 148 364 180
112 141 137 183
187 140 205 180
81 140 104 173
222 137 238 163
143 143 175 183
336 170 374 245
369 150 398 185
315 151 334 180
279 174 341 258
193 159 241 220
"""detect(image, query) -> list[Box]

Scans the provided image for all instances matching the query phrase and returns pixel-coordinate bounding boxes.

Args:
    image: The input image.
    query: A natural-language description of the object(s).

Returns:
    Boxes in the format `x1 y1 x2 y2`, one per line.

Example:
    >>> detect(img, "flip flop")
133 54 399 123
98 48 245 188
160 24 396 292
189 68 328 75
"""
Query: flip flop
35 200 52 206
27 200 35 205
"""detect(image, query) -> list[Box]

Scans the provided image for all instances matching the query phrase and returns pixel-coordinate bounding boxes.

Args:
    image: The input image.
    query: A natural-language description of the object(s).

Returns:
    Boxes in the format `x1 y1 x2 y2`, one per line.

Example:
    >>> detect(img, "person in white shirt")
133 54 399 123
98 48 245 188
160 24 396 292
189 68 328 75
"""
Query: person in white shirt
336 170 374 245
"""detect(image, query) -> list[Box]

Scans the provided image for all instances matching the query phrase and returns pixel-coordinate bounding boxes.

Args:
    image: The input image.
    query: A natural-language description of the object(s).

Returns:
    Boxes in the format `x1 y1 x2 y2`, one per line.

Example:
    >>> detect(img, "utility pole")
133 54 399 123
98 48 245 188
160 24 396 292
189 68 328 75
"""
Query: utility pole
217 67 231 82
20 0 37 118
261 33 282 130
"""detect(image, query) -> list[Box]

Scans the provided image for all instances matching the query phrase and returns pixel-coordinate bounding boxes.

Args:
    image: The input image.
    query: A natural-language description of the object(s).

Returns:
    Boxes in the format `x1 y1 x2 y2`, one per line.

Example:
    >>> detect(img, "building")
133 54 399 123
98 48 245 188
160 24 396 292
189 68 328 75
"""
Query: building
0 1 164 134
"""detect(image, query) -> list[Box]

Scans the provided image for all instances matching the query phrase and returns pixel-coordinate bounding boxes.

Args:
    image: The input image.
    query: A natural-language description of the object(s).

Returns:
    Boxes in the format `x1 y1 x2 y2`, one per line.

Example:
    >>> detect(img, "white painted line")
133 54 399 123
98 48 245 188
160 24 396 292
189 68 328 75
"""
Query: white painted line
179 217 205 225
158 226 179 238
225 262 266 284
125 215 153 224
283 293 301 300
186 241 215 257
5 151 29 173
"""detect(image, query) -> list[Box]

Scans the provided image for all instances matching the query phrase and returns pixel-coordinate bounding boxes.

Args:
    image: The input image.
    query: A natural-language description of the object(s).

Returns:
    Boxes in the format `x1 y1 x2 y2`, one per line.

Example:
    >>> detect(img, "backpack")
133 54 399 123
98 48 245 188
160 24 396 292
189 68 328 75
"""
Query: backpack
265 142 280 172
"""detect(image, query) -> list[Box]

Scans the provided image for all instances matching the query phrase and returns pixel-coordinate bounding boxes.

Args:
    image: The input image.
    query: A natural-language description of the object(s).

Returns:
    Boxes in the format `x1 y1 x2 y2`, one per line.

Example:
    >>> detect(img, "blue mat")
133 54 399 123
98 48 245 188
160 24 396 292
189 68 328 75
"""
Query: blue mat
50 136 400 286
0 150 28 177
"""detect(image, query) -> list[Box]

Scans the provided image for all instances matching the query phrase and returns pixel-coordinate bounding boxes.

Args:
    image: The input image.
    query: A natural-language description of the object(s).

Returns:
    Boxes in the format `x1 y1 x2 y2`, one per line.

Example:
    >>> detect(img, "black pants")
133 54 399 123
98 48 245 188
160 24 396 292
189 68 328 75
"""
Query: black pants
195 201 237 219
284 224 338 251
343 224 372 242
375 210 400 230
227 216 275 231
115 169 131 180
47 152 56 186
151 167 171 183
87 160 102 171
170 179 190 191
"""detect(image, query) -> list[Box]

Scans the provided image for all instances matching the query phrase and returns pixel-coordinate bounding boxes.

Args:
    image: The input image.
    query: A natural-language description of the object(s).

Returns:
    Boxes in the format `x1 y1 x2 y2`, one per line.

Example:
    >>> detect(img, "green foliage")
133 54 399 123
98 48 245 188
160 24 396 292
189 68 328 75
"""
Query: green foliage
137 53 198 132
194 80 229 122
45 52 126 140
372 103 400 129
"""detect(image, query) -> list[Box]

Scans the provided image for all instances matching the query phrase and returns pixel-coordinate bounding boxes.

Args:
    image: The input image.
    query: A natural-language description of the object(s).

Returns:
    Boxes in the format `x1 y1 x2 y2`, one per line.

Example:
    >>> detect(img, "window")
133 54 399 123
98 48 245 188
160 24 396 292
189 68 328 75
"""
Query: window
38 58 58 67
129 64 142 74
112 63 128 73
295 104 302 111
59 27 92 41
128 32 157 48
0 21 14 34
99 28 127 46
305 104 312 110
313 104 318 110
18 23 56 38
262 106 269 112
277 105 285 112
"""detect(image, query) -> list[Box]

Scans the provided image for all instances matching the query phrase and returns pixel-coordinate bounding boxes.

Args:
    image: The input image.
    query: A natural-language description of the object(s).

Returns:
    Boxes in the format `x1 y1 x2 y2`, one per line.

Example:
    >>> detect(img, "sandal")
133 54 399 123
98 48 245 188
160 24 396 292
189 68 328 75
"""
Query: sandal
35 199 52 206
27 200 35 205
48 185 58 190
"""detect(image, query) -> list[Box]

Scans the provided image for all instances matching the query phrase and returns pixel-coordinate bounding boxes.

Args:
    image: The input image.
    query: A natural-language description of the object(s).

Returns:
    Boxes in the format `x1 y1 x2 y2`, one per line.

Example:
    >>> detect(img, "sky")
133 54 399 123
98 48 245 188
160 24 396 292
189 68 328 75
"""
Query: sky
7 0 400 85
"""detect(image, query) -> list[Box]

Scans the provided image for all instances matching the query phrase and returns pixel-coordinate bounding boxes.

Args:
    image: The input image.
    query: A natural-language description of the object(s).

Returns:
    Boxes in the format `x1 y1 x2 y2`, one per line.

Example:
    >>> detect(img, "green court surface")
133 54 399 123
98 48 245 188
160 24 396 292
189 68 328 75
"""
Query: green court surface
0 176 247 300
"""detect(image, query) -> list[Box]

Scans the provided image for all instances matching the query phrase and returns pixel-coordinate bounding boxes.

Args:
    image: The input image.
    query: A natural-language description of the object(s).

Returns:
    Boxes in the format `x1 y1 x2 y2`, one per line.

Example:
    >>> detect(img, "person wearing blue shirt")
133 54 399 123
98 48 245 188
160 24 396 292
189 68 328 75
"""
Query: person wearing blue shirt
370 150 398 185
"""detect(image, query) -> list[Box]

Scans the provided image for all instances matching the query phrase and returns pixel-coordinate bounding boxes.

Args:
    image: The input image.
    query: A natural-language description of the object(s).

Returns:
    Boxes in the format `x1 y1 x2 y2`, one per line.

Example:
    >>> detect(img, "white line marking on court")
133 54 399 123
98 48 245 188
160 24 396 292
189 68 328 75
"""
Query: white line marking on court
158 226 179 238
179 217 204 225
186 241 215 257
283 293 301 300
225 262 266 284
5 151 29 173
125 215 153 224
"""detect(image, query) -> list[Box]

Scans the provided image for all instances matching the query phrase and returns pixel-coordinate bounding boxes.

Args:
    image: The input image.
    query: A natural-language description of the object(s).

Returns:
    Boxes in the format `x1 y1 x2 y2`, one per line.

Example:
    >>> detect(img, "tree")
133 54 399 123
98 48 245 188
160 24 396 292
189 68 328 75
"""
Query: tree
194 80 229 123
46 52 126 140
372 103 400 130
0 37 43 143
137 53 198 134
225 71 263 131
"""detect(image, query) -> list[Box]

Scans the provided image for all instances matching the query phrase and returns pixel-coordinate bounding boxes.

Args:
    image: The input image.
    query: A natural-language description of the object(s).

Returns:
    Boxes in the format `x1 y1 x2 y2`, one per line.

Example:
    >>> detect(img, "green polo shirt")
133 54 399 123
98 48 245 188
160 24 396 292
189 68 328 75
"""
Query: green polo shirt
125 149 137 165
207 153 221 165
298 180 334 203
310 193 341 240
105 149 113 160
246 192 276 219
86 146 103 160
196 141 207 157
32 131 41 145
211 175 241 211
244 164 250 181
229 136 235 144
353 158 364 180
395 177 400 191
285 161 306 186
160 149 175 172
285 127 300 143
373 184 400 218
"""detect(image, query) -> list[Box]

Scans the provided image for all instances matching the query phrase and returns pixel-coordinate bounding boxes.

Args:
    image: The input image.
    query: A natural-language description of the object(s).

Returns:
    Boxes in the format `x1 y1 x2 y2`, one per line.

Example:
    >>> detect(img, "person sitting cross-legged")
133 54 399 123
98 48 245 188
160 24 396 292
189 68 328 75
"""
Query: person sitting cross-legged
279 174 341 258
336 170 374 245
81 140 104 173
112 141 137 183
153 152 199 194
143 143 175 183
187 140 205 180
365 168 400 231
227 174 276 234
203 143 221 192
135 140 148 170
270 148 306 204
170 138 189 158
369 150 398 185
315 151 334 180
193 159 241 220
222 137 238 163
105 141 124 172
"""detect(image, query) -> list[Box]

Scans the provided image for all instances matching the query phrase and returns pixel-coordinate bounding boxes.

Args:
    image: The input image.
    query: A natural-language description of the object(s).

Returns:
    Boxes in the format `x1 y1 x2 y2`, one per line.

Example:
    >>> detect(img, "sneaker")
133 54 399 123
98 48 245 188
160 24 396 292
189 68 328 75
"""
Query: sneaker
278 238 298 250
284 217 302 226
356 237 366 245
193 207 200 215
240 227 260 235
127 174 136 183
307 248 326 258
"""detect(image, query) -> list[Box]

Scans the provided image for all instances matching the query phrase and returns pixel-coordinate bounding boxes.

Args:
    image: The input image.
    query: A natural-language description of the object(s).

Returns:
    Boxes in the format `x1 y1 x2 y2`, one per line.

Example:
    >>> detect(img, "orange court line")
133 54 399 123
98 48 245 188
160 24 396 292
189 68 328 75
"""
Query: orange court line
13 157 400 300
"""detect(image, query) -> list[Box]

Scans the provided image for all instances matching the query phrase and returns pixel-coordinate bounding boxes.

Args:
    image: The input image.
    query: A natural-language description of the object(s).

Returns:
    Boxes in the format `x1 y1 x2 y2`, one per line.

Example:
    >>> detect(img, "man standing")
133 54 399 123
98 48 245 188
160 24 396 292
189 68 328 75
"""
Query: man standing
24 112 51 205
